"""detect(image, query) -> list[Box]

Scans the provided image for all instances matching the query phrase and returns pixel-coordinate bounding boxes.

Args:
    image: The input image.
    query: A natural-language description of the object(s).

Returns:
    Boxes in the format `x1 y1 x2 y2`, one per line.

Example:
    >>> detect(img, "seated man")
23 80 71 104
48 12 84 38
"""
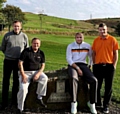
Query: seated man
66 32 97 114
17 38 48 113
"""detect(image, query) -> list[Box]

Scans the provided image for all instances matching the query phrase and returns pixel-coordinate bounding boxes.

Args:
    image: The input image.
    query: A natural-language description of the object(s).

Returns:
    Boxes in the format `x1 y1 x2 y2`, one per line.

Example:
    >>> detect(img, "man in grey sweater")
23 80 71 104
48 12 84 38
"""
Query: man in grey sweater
0 20 29 110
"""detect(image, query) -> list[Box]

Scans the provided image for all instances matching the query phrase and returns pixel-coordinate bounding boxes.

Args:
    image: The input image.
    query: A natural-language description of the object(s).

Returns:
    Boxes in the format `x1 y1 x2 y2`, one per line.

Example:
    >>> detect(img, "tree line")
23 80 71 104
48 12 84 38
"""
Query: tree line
0 0 26 31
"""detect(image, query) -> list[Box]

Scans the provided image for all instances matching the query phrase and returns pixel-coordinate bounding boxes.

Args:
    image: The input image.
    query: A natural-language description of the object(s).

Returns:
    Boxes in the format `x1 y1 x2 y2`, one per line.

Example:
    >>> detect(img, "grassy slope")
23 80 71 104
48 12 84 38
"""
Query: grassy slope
23 12 95 32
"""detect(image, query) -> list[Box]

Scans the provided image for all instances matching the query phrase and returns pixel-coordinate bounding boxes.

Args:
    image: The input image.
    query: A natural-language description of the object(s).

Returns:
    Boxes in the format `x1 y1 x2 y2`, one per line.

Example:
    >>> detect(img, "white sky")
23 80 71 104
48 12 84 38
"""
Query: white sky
4 0 120 20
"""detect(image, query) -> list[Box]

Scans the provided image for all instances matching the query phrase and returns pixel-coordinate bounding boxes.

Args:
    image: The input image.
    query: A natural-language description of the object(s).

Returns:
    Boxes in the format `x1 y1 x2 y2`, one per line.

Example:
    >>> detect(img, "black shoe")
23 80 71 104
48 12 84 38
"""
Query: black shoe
103 107 109 114
16 109 23 114
9 103 17 110
0 105 7 110
36 99 47 108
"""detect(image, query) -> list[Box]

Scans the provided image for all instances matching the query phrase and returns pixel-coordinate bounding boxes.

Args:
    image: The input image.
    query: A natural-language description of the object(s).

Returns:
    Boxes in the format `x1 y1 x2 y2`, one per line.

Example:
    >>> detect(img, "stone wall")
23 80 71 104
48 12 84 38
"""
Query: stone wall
24 67 89 111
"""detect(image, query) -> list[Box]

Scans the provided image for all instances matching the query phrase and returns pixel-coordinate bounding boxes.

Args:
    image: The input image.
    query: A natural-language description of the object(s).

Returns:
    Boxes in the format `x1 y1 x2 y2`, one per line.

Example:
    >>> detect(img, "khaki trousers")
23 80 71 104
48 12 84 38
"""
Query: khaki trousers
17 71 48 111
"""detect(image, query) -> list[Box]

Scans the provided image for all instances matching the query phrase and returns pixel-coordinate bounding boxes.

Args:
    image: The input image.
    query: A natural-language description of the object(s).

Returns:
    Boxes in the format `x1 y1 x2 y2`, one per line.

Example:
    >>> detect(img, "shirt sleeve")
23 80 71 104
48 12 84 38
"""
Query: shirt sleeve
40 50 45 63
24 34 29 48
19 49 27 61
1 34 7 53
88 46 93 66
66 44 74 65
113 38 119 50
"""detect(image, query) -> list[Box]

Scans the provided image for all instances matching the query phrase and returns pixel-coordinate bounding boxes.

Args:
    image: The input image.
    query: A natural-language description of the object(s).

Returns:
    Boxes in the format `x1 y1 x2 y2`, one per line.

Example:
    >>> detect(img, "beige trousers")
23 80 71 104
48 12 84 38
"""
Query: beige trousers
17 71 48 111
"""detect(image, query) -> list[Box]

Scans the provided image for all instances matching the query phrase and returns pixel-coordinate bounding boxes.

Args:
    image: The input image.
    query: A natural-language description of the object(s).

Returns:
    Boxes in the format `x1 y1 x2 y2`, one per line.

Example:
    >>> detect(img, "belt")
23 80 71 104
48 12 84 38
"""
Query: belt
98 63 112 66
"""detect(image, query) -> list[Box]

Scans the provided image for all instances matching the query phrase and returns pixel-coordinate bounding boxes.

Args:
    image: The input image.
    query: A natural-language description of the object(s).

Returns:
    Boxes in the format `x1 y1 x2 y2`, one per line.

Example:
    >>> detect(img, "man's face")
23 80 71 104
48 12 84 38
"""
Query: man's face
32 39 41 51
98 25 108 37
75 34 84 44
13 22 22 34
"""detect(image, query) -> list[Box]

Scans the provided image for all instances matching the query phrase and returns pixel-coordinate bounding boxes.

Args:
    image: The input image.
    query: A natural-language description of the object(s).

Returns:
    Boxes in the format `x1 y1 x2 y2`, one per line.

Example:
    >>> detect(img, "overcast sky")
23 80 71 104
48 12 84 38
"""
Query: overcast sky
4 0 120 20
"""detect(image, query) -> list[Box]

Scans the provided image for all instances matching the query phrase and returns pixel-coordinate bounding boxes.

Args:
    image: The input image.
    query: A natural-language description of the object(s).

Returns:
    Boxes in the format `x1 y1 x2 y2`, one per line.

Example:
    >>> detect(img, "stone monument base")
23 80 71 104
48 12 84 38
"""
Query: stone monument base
24 68 89 111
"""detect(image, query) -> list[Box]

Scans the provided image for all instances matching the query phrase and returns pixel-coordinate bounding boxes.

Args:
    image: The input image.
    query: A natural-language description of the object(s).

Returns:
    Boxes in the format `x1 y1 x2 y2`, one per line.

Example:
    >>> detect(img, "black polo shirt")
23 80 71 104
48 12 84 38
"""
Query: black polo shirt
19 46 45 71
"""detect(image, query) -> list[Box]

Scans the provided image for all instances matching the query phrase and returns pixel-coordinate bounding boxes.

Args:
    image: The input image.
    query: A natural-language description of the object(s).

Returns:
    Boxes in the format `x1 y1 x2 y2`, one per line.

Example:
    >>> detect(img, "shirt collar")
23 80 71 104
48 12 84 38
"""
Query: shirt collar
13 30 21 35
29 46 40 53
75 41 83 45
99 34 109 40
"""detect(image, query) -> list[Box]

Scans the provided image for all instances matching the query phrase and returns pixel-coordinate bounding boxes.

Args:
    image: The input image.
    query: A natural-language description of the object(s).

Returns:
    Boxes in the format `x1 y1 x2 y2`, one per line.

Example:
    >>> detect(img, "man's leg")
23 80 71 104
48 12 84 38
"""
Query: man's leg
36 72 48 107
36 72 48 97
1 59 12 109
17 74 30 111
12 60 19 106
79 64 97 114
68 65 79 102
103 64 115 108
93 64 104 106
68 65 78 114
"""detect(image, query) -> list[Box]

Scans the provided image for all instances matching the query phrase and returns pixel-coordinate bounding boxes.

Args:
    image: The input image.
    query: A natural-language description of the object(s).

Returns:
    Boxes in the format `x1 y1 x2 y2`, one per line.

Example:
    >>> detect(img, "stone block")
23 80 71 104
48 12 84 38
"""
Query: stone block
24 68 89 110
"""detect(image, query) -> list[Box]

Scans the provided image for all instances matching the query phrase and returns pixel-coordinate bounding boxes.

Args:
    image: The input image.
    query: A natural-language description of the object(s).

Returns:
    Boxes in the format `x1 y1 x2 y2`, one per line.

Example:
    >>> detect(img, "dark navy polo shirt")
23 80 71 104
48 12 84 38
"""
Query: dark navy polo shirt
19 46 45 71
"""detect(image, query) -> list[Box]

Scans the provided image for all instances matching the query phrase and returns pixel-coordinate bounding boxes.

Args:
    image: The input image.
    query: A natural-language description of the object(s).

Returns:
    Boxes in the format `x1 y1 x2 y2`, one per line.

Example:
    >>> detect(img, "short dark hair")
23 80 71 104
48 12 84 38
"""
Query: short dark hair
75 32 83 37
31 38 40 43
13 20 22 25
99 23 107 27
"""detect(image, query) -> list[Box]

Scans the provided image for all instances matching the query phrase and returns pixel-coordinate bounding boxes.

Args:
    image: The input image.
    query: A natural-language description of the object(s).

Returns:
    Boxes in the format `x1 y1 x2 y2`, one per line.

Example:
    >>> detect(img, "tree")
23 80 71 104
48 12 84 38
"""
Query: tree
0 0 6 31
0 0 6 9
0 12 5 31
115 22 120 36
1 4 27 31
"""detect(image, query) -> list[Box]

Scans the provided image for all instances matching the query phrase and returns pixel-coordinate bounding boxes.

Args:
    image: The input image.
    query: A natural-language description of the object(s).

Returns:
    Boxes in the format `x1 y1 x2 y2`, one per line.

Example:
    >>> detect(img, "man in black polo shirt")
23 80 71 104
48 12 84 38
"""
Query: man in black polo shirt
17 38 48 113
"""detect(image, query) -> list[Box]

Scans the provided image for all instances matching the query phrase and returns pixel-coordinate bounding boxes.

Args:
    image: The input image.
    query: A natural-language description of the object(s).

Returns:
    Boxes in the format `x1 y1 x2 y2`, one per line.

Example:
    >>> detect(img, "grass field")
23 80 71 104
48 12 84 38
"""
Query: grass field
0 33 120 104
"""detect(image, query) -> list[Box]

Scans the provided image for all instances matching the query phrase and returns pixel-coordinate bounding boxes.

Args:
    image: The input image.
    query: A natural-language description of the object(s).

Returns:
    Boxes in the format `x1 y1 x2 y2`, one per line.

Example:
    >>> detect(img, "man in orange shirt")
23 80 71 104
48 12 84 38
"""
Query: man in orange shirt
92 23 119 113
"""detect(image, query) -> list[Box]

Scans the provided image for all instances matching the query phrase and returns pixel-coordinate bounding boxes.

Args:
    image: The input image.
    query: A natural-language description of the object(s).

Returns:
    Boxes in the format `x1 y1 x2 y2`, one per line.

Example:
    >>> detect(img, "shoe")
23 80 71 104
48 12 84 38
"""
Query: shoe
0 105 7 110
103 107 109 113
95 102 103 108
36 99 47 108
16 109 22 114
87 101 97 114
71 102 77 114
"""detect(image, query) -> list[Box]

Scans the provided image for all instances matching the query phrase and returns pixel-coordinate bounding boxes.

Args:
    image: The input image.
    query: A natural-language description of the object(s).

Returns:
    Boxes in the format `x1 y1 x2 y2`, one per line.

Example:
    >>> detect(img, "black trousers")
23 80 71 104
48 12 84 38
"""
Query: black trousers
1 59 19 107
93 64 115 108
68 63 97 104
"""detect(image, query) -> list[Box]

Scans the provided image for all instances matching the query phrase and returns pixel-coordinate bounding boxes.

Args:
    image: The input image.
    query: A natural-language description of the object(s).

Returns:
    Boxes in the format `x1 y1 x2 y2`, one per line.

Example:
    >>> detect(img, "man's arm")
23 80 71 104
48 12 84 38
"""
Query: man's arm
18 60 24 75
113 50 118 69
1 35 6 53
18 60 27 83
92 50 96 64
88 46 93 67
37 63 45 75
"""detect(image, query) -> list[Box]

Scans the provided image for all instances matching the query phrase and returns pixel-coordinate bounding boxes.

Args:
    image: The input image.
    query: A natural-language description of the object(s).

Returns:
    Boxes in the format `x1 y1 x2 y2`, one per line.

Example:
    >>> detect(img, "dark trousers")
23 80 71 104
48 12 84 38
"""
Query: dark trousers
1 59 19 107
68 63 97 104
93 64 115 108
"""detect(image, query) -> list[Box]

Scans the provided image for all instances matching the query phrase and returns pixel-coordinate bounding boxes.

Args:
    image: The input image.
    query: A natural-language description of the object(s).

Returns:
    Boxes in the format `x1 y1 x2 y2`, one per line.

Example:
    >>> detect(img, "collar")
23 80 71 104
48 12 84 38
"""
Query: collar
13 30 21 35
99 34 109 40
75 41 84 45
29 46 40 53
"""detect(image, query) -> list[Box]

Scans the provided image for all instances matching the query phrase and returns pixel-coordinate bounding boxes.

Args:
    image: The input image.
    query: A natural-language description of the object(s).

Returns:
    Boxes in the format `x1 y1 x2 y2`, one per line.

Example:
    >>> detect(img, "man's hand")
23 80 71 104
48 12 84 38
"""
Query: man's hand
33 72 41 81
22 74 28 83
77 68 83 76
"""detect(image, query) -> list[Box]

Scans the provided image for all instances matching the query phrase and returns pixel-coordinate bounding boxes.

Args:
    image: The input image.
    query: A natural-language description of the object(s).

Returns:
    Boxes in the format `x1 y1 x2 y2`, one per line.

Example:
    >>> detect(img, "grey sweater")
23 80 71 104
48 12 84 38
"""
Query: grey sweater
1 31 29 60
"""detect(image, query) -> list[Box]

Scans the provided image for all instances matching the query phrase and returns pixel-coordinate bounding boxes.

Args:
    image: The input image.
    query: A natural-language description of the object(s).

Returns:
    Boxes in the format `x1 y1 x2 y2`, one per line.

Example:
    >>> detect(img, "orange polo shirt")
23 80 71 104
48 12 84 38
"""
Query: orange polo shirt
92 34 119 64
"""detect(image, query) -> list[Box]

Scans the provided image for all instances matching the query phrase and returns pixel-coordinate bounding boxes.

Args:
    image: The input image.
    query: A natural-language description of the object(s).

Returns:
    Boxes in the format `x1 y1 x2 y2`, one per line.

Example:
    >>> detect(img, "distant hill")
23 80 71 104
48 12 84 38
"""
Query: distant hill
23 12 120 36
85 18 120 28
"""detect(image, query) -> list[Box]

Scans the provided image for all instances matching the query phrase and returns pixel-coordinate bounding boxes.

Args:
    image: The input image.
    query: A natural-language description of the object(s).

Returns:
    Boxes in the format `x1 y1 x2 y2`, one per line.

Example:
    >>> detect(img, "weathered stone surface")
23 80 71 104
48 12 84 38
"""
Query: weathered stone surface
24 67 89 110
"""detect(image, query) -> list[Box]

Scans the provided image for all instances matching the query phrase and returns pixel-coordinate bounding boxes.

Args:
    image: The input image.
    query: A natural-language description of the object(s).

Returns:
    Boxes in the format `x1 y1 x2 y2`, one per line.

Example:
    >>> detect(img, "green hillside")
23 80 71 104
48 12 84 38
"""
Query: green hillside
22 12 120 36
23 12 95 35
